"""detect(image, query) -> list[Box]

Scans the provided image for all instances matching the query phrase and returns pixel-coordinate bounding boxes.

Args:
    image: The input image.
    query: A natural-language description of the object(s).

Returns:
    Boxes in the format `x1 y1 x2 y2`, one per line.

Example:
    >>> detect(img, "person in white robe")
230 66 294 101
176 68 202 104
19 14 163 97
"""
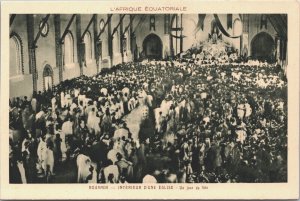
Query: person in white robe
61 118 73 136
146 94 153 107
113 139 125 157
143 82 149 91
65 92 72 107
60 91 65 108
102 164 120 183
35 109 45 121
161 98 173 117
174 104 180 122
45 142 55 176
87 108 98 133
31 97 37 112
122 87 130 97
277 101 284 111
51 96 56 113
236 120 247 144
84 98 92 109
128 97 136 112
118 100 124 116
237 103 245 120
114 126 129 140
74 88 80 98
100 88 108 97
21 133 33 155
70 101 77 116
109 102 117 115
107 149 118 164
223 102 233 119
142 174 157 183
200 92 207 100
138 89 147 106
244 103 252 118
37 137 47 174
92 115 101 136
17 160 27 183
78 94 86 107
115 107 122 120
156 111 165 133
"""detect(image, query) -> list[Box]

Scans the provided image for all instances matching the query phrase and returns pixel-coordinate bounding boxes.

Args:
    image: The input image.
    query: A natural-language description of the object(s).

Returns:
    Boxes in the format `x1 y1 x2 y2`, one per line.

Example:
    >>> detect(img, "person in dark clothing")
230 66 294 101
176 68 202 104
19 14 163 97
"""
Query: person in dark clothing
9 144 22 183
54 134 62 167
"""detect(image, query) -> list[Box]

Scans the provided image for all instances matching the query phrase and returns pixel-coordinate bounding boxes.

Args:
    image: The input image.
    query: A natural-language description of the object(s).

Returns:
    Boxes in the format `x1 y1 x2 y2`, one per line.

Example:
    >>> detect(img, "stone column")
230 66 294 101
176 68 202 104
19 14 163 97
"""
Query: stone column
54 14 63 82
108 14 113 67
76 14 83 75
26 14 37 92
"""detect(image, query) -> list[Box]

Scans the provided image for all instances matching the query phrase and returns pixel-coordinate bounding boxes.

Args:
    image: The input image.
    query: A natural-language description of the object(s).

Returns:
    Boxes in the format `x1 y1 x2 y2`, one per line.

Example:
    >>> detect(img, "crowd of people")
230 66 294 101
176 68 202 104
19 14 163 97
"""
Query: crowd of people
9 58 287 183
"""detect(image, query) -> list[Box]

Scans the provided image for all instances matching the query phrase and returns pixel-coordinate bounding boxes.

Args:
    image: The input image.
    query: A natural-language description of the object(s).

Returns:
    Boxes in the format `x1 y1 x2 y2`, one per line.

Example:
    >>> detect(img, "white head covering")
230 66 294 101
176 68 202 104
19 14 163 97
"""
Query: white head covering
142 175 157 183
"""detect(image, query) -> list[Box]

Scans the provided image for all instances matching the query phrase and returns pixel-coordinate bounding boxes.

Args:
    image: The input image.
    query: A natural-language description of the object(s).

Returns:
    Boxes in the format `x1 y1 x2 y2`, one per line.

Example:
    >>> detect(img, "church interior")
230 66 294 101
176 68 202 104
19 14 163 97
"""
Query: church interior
9 14 287 98
9 14 288 183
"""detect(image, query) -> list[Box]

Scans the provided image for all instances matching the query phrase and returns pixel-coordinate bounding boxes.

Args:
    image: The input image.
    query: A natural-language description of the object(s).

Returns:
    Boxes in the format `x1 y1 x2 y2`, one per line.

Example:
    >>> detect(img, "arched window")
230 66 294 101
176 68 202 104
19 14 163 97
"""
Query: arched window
84 31 93 62
10 35 23 77
64 32 74 65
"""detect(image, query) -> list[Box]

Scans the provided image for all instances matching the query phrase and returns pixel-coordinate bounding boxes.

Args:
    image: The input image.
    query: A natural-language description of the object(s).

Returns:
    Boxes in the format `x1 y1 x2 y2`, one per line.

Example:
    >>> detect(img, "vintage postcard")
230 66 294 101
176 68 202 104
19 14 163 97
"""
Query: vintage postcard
0 0 299 199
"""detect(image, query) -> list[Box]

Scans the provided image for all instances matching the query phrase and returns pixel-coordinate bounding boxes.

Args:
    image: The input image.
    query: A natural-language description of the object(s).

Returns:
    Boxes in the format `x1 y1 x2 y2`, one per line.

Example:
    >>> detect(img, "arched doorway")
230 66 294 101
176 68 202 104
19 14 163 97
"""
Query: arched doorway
142 34 162 60
43 64 53 91
251 32 274 62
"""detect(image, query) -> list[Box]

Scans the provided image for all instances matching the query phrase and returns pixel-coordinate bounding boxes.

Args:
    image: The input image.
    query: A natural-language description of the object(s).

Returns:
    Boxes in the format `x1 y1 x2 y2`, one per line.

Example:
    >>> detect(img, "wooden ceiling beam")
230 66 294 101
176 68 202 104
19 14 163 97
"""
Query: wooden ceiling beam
123 15 135 35
80 14 96 42
112 14 126 36
10 14 16 27
59 14 76 44
96 14 113 40
32 14 50 48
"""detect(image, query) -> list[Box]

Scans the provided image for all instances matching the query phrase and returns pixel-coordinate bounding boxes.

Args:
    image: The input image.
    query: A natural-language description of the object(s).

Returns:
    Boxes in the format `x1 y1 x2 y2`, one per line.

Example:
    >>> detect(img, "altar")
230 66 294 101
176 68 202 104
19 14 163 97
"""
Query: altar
182 28 240 62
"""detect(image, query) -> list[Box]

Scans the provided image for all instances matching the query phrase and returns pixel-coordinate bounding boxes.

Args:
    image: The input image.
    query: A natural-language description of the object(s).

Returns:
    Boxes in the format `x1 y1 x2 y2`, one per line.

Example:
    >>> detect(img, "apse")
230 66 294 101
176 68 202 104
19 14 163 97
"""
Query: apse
177 14 242 54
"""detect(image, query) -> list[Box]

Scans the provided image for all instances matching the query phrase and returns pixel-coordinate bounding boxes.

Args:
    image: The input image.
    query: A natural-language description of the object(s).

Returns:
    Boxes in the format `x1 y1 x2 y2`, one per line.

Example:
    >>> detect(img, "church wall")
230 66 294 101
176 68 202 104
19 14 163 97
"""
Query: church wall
10 75 33 98
182 14 241 53
81 14 97 76
34 14 57 92
122 15 133 63
216 14 241 52
248 14 277 57
9 14 283 99
61 14 81 81
134 14 167 59
10 14 31 75
111 14 122 65
9 14 33 98
97 14 111 69
9 13 246 98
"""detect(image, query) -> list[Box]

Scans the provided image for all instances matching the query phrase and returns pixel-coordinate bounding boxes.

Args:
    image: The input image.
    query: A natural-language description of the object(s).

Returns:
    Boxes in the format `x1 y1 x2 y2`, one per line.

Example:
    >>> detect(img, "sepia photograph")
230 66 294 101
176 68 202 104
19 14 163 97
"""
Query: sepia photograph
1 1 299 200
